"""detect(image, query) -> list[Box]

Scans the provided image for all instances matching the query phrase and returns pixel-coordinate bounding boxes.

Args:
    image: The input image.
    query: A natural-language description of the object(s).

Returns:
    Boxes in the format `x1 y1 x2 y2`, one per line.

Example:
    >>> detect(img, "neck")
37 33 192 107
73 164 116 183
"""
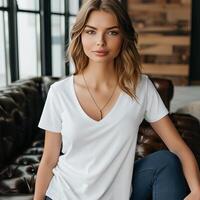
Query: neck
81 61 118 90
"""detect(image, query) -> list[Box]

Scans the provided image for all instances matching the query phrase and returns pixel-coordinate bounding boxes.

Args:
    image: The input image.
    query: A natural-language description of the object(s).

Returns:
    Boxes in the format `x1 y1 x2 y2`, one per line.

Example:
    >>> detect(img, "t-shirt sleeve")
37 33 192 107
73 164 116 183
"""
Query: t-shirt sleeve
38 85 62 132
144 76 169 123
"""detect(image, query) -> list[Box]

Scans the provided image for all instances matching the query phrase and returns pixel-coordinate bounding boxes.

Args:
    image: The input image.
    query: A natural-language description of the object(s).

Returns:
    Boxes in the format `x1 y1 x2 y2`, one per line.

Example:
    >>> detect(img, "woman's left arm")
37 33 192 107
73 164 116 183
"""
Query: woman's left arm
150 115 200 199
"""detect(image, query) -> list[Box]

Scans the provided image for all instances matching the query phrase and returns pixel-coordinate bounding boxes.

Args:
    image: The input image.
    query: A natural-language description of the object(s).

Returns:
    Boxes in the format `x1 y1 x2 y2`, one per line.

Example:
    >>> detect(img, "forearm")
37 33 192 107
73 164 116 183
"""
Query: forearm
151 116 200 192
33 160 55 200
173 144 200 192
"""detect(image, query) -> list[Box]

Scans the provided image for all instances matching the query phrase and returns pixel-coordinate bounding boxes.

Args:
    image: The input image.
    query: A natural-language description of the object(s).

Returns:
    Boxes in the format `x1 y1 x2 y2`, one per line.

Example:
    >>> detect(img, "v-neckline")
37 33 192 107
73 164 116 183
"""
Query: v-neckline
70 74 123 124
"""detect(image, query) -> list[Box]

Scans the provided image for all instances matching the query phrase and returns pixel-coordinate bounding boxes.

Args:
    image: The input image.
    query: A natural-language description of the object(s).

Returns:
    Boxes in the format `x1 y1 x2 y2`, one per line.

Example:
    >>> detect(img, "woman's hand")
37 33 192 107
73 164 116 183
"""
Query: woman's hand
184 189 200 200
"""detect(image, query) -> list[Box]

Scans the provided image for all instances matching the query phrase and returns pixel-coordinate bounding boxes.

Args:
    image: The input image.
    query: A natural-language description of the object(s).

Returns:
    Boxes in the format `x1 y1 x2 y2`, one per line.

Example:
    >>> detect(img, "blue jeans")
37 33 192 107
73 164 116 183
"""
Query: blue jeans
130 150 189 200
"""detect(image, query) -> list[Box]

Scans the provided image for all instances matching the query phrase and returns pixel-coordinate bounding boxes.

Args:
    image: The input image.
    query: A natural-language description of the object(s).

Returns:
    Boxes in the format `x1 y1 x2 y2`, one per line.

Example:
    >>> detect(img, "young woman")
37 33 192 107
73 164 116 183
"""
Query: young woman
34 0 200 199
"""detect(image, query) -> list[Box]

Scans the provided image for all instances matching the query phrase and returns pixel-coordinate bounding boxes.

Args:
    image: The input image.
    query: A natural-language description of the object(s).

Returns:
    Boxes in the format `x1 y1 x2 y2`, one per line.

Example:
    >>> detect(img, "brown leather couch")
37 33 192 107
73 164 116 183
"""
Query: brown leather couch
0 75 199 200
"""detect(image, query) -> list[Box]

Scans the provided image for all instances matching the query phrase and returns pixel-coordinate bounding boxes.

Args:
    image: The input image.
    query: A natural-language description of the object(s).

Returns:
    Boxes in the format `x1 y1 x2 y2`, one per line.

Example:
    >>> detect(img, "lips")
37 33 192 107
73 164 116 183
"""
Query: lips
94 50 108 53
93 50 109 56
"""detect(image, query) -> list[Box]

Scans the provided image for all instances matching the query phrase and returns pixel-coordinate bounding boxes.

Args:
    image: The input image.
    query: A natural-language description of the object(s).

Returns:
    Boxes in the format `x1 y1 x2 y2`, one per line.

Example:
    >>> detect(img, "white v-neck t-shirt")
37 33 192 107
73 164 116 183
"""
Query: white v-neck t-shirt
38 74 168 200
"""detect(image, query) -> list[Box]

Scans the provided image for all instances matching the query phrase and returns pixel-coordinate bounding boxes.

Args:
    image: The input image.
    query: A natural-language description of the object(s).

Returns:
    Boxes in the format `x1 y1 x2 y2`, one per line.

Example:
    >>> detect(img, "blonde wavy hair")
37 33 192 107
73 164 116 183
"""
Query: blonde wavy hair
66 0 142 100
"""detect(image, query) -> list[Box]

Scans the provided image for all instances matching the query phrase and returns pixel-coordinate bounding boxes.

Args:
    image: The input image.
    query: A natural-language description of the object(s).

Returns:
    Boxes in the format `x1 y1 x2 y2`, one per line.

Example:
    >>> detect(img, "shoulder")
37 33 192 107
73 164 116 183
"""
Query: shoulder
137 74 149 89
140 74 148 82
135 74 154 97
50 75 72 91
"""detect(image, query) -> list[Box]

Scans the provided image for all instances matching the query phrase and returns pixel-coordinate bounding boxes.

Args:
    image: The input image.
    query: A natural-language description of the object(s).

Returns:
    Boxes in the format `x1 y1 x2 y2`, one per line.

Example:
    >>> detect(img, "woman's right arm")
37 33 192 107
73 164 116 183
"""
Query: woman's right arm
33 131 62 200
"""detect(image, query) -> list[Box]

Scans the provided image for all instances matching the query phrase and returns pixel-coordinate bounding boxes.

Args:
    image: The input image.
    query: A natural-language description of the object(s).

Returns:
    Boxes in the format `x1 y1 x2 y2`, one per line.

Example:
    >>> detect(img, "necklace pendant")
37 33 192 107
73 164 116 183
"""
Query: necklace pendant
100 110 103 119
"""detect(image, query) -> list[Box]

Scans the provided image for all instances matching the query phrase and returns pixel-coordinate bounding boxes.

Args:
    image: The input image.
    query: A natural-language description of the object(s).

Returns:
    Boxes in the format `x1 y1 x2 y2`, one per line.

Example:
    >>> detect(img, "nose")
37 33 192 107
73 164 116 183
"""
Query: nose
96 34 106 47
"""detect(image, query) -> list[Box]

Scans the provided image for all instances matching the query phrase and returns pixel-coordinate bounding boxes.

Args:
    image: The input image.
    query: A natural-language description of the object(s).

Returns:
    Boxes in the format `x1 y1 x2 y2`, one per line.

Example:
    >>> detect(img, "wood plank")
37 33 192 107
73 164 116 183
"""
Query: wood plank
134 25 188 33
138 34 189 45
129 3 190 13
136 27 190 35
141 64 189 76
139 45 173 55
181 0 191 5
128 0 190 4
166 8 191 22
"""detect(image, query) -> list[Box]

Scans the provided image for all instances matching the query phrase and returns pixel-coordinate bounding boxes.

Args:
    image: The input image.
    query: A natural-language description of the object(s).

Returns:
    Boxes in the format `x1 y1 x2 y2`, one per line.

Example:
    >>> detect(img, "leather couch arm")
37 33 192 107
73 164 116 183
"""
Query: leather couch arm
135 112 200 168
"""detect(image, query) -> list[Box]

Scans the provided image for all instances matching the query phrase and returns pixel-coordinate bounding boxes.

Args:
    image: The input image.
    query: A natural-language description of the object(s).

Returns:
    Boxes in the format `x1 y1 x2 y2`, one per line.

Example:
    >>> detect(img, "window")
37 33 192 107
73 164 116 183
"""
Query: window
17 0 39 10
0 0 69 87
18 13 41 79
51 0 65 13
51 0 66 77
69 0 79 74
17 0 41 79
0 2 9 87
51 15 65 77
0 0 7 7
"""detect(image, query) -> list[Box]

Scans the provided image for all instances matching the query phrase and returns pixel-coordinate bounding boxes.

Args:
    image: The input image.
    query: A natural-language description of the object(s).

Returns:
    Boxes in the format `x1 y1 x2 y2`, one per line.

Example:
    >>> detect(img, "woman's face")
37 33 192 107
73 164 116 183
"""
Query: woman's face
81 10 123 63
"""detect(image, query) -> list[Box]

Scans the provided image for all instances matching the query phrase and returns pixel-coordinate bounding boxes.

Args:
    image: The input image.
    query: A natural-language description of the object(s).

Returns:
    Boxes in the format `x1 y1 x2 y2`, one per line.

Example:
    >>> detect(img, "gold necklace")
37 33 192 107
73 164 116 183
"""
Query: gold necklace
82 72 118 120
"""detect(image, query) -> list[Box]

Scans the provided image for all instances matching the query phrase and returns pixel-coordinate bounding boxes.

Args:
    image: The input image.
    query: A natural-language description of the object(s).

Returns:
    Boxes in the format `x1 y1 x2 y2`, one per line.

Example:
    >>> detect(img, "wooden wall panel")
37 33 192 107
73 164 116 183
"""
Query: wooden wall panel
128 0 191 85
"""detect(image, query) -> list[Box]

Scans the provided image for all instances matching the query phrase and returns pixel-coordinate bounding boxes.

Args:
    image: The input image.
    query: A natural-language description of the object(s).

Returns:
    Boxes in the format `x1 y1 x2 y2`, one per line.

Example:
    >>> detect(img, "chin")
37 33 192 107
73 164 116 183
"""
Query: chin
90 56 113 63
93 59 112 63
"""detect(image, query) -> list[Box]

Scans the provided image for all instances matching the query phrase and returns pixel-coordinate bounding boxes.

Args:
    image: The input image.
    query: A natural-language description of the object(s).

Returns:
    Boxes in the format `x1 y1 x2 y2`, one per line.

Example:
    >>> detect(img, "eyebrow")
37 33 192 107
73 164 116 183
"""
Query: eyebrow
85 25 119 30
